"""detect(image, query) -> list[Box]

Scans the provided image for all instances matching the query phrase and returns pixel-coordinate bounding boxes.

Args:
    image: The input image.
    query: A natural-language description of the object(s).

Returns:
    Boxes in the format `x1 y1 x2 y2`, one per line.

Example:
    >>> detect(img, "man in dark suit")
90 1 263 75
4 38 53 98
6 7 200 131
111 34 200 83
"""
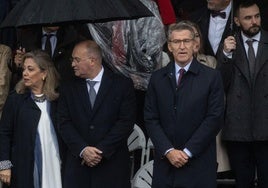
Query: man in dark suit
191 0 234 57
58 40 136 188
217 1 268 187
144 23 224 188
12 25 84 86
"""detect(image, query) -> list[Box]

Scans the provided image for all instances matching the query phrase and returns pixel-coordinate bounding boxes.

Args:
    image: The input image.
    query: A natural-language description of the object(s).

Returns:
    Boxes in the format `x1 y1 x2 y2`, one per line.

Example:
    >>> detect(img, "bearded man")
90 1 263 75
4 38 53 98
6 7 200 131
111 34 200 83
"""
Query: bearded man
217 0 268 187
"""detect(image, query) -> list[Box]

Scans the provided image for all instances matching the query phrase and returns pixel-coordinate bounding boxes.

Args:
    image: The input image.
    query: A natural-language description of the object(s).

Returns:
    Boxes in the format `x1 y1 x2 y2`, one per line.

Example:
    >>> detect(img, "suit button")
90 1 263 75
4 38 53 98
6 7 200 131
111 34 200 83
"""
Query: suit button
89 125 94 130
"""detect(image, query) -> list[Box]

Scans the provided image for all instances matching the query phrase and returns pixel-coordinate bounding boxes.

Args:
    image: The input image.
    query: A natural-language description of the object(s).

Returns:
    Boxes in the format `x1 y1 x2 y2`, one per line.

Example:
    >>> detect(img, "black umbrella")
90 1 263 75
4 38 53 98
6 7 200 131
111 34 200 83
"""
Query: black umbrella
0 0 153 27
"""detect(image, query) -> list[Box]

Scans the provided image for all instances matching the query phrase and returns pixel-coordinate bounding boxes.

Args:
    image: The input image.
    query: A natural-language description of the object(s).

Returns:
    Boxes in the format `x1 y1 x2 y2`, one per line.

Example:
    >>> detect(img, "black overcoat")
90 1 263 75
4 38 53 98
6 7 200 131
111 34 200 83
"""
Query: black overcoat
217 30 268 141
0 91 60 188
144 59 224 188
57 68 136 188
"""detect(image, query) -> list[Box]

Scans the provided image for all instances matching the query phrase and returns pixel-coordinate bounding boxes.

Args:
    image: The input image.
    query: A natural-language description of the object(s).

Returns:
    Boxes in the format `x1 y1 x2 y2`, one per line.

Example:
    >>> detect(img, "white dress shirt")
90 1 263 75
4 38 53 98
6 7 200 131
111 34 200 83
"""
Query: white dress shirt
241 31 260 57
42 29 57 56
80 66 104 157
86 66 104 94
208 1 232 54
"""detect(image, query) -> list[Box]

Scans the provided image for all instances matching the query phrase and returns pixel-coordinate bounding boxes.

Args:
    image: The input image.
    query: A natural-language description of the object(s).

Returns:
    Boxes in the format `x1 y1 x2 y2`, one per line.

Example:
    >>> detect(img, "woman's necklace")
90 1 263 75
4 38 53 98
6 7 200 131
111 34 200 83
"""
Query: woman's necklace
32 93 46 103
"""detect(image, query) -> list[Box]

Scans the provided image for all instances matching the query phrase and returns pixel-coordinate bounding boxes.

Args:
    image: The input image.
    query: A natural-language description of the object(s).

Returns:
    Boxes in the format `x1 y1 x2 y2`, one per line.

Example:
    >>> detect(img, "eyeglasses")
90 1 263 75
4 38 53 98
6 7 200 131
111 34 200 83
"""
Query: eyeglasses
70 57 92 63
169 38 194 46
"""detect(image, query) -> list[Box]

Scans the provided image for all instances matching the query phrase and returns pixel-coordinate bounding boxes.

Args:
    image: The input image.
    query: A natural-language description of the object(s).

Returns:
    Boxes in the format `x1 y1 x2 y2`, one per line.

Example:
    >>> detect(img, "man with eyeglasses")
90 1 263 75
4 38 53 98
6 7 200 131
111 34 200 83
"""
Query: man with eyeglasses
58 40 136 188
144 22 224 188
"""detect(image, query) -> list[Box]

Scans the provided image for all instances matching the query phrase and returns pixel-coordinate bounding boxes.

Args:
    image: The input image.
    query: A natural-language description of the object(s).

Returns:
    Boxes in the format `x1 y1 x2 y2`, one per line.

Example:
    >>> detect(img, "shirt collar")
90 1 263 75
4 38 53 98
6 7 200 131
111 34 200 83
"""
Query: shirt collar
175 60 192 74
241 31 261 44
223 1 232 18
42 29 57 36
86 66 104 82
210 1 232 20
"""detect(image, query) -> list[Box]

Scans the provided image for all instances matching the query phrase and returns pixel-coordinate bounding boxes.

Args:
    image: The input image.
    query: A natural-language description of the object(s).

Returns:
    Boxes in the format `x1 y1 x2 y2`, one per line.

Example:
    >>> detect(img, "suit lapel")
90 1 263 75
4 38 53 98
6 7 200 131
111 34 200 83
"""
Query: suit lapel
200 11 214 55
166 63 177 93
188 58 200 75
255 31 268 77
90 68 113 116
21 94 42 143
201 10 233 56
234 34 251 85
216 15 232 56
75 78 92 115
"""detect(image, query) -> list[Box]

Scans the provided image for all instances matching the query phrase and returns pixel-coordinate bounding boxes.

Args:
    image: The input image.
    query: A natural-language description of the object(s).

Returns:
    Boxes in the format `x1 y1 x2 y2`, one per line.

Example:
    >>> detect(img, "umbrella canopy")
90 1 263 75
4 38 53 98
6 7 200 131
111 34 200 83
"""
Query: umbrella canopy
0 0 153 28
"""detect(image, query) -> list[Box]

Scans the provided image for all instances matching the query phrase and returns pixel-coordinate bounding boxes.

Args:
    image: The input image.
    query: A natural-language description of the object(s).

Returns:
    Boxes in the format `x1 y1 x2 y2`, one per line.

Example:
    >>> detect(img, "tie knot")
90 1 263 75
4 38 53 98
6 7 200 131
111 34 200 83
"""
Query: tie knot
179 68 185 74
87 80 97 87
43 33 54 39
211 11 226 19
246 39 255 46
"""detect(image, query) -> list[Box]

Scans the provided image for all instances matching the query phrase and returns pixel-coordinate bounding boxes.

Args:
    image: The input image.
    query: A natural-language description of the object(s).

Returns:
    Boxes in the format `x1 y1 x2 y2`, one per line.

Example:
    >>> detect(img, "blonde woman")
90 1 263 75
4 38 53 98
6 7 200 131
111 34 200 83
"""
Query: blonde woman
0 50 62 188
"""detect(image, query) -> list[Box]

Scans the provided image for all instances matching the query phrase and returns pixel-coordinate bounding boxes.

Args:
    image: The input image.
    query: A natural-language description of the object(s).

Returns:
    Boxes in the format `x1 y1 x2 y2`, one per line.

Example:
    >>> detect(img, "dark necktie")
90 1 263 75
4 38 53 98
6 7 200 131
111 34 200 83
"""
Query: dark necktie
246 39 256 79
177 68 185 86
87 80 97 107
44 34 53 57
211 11 226 19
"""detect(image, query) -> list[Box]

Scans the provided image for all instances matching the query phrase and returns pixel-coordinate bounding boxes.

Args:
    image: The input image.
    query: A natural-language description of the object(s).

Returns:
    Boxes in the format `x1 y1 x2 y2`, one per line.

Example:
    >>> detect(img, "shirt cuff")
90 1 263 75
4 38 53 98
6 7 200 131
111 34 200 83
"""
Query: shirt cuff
183 148 193 158
79 147 87 158
0 160 12 170
223 50 233 59
164 148 174 156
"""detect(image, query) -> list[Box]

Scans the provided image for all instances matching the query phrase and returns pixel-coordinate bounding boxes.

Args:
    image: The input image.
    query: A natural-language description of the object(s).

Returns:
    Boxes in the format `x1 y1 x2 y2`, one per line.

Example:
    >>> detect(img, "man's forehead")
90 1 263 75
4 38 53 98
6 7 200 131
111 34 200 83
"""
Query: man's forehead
238 5 259 16
171 30 192 37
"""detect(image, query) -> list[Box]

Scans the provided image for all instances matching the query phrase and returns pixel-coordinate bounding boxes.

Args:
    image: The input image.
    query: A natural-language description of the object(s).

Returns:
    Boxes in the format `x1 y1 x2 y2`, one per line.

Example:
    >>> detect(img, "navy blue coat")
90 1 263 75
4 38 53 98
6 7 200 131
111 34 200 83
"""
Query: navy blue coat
58 68 136 188
144 59 224 188
0 91 60 188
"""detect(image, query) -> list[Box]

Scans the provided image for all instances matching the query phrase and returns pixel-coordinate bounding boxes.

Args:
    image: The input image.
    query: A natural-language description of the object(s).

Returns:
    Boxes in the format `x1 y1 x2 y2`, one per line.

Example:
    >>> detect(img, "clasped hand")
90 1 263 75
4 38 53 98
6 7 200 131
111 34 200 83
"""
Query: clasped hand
81 146 103 167
166 149 189 168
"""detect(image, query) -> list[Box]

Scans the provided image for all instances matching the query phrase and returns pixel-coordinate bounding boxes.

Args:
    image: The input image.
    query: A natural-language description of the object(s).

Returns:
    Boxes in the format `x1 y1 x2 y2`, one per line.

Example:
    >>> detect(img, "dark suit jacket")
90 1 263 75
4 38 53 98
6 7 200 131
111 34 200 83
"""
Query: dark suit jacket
144 59 224 188
58 67 136 188
217 30 268 141
16 26 81 82
0 91 60 188
191 7 234 57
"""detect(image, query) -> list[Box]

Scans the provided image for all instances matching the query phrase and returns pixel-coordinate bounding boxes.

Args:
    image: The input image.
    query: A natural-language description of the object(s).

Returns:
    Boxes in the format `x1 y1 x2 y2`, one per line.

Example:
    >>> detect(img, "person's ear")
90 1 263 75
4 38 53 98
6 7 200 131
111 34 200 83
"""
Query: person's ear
42 70 48 81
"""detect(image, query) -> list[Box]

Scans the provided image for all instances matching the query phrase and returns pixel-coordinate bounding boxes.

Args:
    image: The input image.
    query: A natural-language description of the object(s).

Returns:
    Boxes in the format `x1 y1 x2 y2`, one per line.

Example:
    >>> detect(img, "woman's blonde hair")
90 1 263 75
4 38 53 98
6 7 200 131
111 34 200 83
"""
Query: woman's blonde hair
15 50 60 101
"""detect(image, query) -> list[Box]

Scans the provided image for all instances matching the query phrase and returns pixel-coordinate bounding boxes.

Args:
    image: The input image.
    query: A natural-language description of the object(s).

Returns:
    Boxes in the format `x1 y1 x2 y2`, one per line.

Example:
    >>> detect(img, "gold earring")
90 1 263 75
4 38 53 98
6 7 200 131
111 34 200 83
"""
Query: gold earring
42 76 45 81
